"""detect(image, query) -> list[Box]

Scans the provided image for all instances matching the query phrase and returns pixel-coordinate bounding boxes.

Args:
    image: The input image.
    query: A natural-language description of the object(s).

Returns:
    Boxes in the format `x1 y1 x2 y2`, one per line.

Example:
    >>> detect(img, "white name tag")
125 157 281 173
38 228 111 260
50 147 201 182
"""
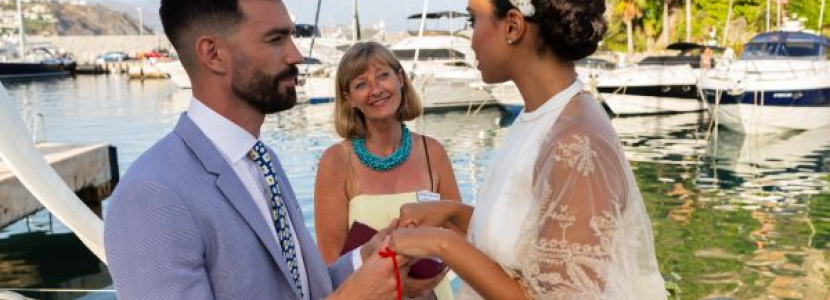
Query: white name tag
417 190 440 202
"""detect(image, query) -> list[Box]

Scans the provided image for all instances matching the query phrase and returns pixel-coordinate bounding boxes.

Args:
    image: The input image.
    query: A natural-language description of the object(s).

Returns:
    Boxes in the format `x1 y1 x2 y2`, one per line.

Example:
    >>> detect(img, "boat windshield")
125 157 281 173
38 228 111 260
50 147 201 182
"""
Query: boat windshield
741 42 823 60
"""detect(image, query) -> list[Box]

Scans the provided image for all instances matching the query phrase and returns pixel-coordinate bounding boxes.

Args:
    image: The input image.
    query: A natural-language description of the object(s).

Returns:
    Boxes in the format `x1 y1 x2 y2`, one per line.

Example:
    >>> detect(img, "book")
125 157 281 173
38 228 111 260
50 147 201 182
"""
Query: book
341 221 446 279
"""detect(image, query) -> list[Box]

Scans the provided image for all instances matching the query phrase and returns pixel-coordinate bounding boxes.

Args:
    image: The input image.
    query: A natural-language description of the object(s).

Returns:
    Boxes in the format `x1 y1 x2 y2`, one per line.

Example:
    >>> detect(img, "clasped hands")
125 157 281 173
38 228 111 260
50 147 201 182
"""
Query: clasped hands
358 201 461 299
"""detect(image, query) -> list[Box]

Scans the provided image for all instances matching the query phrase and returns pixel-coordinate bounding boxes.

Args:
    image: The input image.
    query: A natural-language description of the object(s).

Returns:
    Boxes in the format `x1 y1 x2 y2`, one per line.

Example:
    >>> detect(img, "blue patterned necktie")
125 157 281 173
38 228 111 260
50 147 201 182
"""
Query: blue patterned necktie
248 141 303 298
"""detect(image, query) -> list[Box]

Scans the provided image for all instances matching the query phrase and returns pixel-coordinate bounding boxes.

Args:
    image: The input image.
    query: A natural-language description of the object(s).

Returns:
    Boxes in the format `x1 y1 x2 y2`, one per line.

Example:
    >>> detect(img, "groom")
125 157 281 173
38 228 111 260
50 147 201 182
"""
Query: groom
104 0 425 299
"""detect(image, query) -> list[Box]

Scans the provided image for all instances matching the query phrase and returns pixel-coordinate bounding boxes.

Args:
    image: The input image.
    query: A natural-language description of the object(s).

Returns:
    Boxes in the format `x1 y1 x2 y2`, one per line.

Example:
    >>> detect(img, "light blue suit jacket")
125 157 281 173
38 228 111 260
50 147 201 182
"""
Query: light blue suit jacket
104 114 353 300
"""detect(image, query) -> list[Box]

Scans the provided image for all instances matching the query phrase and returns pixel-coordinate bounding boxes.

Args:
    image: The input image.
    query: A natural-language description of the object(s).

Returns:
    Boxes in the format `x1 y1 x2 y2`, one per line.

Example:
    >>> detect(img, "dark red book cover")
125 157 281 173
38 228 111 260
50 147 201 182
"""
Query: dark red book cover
341 221 446 279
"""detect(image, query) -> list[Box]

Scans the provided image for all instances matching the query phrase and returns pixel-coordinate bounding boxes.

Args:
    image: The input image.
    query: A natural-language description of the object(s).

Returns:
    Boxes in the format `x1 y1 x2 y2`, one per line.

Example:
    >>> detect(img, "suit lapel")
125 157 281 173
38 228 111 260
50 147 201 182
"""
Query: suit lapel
174 114 300 298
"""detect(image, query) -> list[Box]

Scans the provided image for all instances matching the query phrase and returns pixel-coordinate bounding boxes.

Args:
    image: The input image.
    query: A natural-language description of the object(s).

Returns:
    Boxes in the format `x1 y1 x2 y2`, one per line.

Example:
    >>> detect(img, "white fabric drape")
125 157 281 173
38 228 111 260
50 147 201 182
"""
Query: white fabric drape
460 90 665 299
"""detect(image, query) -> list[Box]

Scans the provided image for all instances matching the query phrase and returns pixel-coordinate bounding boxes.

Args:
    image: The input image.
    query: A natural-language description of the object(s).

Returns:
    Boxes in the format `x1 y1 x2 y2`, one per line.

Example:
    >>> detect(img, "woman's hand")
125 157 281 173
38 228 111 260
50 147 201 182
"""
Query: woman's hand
390 227 457 259
398 201 457 228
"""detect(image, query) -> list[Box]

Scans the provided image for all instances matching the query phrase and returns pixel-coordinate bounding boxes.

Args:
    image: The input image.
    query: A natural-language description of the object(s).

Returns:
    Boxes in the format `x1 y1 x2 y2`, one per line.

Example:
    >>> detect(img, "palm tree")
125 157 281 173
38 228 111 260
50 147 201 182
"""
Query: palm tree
616 0 644 53
662 0 672 46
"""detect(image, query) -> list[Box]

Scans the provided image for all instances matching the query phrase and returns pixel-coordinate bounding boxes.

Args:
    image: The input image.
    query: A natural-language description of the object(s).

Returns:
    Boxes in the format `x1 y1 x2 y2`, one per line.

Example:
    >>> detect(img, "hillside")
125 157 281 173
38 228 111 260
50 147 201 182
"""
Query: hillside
1 2 153 36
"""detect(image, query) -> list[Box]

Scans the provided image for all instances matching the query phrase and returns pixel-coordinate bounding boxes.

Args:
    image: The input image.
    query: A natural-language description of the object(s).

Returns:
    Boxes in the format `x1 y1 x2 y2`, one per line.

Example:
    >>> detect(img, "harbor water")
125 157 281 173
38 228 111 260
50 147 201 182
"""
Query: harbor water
1 75 829 299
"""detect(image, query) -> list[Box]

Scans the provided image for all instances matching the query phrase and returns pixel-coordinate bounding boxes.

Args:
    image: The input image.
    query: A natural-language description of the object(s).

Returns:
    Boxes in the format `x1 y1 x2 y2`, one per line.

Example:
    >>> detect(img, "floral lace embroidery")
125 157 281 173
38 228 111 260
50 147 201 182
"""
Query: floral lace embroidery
553 135 597 177
520 189 622 299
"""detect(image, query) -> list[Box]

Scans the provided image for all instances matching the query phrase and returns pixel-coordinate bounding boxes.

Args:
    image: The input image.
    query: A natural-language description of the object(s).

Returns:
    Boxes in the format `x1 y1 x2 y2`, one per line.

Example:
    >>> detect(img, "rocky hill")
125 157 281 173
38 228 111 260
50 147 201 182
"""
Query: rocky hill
2 2 153 36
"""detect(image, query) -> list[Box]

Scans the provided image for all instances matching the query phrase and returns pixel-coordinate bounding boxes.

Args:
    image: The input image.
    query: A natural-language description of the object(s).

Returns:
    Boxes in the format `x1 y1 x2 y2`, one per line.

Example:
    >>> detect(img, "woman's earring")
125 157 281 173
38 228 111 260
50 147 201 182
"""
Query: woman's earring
507 39 515 45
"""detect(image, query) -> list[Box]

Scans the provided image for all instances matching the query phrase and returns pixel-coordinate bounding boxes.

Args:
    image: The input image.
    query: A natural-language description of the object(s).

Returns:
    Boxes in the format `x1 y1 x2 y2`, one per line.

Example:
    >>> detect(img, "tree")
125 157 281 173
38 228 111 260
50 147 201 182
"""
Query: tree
663 0 672 45
616 0 646 53
787 0 830 31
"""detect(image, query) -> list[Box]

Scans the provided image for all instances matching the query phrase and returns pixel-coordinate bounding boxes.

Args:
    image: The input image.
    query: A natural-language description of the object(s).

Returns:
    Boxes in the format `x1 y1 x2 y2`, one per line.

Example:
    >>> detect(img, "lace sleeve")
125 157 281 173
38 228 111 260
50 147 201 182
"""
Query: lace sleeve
517 94 665 300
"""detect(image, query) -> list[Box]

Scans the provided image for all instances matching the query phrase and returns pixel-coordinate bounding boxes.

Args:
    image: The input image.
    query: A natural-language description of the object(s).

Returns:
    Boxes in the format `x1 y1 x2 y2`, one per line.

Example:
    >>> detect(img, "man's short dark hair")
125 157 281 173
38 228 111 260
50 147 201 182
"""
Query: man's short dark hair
159 0 248 71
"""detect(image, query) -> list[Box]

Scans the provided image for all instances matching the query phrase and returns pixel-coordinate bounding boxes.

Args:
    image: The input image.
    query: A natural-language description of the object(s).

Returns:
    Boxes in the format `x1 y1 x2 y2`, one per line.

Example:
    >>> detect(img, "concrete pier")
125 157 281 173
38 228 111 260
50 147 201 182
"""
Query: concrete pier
0 143 118 228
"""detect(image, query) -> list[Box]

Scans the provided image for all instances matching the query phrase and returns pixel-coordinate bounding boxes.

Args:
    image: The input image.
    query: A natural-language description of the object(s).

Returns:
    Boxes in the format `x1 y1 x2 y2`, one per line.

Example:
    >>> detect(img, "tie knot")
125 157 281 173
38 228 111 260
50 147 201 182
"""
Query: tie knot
248 141 269 162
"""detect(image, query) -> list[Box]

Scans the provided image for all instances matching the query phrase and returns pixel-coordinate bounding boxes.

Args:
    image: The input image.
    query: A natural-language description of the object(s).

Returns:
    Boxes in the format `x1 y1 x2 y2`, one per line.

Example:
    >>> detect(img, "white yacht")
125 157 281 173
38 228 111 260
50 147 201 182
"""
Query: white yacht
391 11 495 112
699 20 830 133
594 43 722 115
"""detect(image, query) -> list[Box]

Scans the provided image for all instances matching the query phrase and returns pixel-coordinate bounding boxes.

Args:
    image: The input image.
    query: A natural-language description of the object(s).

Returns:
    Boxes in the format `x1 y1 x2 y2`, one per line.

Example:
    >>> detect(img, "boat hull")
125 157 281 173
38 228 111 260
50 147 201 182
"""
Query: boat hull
0 61 74 80
601 93 705 116
699 59 830 133
702 88 830 133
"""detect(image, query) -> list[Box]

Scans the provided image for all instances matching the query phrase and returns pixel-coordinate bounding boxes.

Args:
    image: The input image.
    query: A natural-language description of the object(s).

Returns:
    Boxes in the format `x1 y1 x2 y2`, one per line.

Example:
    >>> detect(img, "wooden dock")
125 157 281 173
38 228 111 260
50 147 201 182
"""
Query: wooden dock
0 143 118 228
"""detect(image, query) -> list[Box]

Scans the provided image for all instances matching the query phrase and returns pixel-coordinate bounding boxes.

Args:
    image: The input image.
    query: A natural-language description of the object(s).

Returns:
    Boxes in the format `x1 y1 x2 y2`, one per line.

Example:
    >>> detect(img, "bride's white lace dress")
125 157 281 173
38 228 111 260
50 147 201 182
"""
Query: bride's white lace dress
459 80 667 300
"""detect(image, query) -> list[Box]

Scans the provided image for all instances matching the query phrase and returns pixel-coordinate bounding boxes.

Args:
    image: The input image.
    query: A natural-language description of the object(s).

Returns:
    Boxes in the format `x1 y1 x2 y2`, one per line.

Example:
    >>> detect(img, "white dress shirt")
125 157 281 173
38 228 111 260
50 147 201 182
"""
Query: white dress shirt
187 98 310 300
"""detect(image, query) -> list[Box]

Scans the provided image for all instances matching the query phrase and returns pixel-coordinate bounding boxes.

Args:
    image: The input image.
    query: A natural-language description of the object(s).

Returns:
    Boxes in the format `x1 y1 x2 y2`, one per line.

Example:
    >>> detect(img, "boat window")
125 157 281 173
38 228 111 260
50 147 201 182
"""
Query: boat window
392 49 466 60
778 42 820 57
741 42 821 59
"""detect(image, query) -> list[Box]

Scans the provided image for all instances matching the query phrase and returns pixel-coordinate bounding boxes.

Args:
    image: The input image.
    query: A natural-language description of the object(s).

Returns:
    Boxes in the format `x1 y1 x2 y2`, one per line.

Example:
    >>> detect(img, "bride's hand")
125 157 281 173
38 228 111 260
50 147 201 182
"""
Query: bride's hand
398 201 457 228
390 227 456 258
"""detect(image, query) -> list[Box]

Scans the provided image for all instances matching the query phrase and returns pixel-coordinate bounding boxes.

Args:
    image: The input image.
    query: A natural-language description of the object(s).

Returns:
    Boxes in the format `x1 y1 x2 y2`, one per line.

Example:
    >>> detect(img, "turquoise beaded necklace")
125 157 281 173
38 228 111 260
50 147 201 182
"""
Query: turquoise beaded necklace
352 123 411 172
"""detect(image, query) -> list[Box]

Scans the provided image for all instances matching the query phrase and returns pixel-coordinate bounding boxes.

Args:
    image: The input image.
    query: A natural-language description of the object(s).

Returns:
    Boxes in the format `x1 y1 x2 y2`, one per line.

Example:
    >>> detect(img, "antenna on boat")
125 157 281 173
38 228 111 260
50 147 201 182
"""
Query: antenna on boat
411 0 430 76
820 0 826 33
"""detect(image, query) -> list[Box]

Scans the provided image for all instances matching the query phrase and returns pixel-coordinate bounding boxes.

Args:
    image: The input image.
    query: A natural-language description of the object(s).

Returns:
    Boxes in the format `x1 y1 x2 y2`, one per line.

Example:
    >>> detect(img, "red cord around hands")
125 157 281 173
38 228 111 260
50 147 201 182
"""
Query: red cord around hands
378 247 402 300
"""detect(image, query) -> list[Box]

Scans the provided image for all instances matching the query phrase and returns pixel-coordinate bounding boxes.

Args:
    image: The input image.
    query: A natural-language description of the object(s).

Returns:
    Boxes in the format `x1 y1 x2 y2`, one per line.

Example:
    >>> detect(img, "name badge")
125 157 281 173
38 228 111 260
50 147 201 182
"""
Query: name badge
417 190 440 202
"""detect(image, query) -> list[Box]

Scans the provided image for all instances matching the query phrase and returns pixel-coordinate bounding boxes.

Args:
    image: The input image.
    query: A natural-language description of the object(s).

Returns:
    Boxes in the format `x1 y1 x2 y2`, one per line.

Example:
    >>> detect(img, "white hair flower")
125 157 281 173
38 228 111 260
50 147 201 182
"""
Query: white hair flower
509 0 535 17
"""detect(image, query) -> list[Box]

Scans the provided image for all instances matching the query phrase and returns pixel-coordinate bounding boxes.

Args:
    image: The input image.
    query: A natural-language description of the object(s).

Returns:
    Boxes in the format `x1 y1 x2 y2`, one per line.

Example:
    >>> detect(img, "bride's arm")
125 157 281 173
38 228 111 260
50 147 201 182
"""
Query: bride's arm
399 201 475 234
392 228 529 300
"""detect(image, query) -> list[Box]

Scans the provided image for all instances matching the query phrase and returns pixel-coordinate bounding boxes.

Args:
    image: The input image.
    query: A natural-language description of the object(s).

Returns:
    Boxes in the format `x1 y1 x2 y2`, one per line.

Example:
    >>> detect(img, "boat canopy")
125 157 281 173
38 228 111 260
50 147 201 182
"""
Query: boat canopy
666 42 725 52
407 11 469 19
741 31 830 60
638 43 723 67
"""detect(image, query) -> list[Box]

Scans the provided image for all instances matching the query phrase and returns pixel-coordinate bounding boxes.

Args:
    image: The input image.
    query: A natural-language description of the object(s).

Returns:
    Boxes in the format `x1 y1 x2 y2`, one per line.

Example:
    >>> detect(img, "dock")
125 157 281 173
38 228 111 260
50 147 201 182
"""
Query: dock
0 143 118 228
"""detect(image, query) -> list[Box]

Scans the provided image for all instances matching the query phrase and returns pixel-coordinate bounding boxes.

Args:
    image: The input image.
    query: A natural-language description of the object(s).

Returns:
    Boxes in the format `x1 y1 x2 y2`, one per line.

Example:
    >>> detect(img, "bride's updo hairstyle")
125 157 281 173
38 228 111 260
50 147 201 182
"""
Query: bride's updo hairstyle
493 0 607 61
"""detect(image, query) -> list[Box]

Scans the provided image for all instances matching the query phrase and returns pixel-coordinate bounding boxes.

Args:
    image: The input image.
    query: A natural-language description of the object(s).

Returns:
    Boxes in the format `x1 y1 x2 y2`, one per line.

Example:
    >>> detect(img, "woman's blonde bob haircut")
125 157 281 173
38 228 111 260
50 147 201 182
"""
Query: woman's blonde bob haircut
334 41 422 139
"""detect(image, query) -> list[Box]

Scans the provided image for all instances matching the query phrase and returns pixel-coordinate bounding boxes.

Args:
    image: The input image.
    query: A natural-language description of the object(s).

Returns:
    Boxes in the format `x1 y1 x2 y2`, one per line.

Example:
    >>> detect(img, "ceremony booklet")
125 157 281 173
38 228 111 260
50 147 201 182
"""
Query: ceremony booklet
340 221 446 279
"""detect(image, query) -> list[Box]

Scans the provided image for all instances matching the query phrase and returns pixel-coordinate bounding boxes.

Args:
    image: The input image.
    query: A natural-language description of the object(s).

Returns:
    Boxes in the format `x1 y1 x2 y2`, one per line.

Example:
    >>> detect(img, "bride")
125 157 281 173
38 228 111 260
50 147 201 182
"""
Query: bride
389 0 667 299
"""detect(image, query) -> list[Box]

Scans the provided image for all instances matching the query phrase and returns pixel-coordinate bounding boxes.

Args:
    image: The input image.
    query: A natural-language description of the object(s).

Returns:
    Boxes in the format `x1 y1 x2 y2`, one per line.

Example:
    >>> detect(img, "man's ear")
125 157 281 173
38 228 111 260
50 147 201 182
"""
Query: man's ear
195 35 228 75
504 9 528 45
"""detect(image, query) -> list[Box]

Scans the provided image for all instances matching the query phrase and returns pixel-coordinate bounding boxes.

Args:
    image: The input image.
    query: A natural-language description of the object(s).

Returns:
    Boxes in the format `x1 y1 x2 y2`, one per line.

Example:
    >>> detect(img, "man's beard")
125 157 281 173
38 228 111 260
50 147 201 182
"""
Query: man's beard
232 64 299 114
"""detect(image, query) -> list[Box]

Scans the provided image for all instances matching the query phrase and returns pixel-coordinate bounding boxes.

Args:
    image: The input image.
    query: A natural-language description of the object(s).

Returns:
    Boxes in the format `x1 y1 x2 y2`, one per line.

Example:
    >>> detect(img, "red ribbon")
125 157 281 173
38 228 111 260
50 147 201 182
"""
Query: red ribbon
378 247 402 300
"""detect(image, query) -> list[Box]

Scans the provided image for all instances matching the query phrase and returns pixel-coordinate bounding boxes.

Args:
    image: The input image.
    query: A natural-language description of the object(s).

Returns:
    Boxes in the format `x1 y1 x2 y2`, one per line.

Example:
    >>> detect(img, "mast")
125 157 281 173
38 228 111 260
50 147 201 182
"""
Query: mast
766 0 770 31
685 0 691 42
352 0 361 41
16 0 25 59
723 0 734 46
777 0 781 29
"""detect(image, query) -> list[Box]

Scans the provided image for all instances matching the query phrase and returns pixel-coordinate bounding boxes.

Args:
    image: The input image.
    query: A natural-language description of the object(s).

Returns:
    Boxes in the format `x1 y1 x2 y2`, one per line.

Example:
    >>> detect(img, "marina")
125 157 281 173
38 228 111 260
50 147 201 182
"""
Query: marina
0 74 826 299
0 0 828 298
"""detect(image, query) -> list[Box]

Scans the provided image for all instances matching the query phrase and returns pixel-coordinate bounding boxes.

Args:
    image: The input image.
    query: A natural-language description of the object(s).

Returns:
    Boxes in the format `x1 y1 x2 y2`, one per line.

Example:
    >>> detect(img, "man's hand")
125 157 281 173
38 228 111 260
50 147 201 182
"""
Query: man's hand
329 237 399 300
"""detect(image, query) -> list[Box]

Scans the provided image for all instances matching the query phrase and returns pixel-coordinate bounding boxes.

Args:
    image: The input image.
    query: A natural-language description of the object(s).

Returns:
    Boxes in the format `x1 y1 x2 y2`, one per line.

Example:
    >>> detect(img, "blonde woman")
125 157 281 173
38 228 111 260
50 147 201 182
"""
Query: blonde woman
314 42 461 300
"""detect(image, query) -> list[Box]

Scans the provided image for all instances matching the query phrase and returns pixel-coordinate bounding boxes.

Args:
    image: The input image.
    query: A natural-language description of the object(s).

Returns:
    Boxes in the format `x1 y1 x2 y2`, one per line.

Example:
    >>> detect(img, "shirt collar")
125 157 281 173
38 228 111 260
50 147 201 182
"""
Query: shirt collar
187 97 258 164
519 79 584 122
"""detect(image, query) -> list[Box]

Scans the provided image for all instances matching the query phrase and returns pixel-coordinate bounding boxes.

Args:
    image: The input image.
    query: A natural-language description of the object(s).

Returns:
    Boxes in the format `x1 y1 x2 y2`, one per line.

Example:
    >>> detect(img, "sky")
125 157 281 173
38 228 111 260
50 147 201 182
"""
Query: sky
93 0 471 33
